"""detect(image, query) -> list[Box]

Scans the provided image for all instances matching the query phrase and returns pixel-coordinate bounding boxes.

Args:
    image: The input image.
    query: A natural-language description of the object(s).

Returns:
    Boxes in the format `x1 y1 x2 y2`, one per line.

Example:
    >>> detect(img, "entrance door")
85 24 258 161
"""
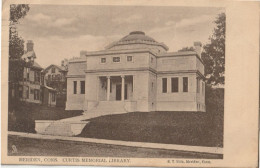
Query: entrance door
116 84 121 100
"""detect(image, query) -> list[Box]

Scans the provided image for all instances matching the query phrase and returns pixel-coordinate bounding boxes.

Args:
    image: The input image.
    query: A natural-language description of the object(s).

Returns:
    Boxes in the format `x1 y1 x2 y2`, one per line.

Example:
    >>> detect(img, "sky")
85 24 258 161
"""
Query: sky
16 5 224 68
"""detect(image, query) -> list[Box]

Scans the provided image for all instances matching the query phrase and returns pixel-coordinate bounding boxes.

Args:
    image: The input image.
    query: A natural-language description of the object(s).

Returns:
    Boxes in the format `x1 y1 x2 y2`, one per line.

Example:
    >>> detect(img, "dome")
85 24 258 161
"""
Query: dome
105 31 169 51
119 31 157 43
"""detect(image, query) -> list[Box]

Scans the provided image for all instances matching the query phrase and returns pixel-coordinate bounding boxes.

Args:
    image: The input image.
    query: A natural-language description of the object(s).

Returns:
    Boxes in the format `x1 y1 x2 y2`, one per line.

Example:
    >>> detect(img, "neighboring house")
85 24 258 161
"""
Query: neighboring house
44 64 67 84
15 40 57 106
66 31 206 113
43 64 67 107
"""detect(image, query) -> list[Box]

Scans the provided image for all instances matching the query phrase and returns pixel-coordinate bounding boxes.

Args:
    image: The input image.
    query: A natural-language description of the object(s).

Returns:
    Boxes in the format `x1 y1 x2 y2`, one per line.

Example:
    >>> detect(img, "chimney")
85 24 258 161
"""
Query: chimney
194 41 202 58
27 40 34 52
80 50 87 57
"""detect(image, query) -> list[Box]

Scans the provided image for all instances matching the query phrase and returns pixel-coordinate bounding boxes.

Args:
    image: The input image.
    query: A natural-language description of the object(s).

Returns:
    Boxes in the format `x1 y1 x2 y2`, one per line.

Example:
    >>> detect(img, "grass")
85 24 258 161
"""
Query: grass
78 111 223 147
8 135 223 158
8 102 83 133
78 87 224 148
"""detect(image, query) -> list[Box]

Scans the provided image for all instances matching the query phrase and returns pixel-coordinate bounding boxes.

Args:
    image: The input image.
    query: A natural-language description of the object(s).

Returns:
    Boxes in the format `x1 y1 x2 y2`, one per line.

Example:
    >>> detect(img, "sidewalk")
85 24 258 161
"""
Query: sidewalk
8 131 223 155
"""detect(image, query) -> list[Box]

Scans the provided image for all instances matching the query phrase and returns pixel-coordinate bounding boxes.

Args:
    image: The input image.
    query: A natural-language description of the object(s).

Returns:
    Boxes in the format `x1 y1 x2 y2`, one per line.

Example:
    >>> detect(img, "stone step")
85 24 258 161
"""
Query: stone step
39 121 88 137
43 122 74 136
84 101 127 119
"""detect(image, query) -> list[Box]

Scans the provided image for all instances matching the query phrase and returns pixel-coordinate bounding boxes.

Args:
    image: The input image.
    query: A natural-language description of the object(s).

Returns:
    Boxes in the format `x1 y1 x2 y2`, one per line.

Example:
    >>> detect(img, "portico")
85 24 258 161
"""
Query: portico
98 75 134 101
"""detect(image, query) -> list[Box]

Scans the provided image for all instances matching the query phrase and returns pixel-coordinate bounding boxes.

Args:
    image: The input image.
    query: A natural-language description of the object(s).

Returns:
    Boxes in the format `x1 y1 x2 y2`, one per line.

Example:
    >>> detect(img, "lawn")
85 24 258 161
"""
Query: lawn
78 87 224 148
8 135 222 158
78 111 223 147
8 103 83 133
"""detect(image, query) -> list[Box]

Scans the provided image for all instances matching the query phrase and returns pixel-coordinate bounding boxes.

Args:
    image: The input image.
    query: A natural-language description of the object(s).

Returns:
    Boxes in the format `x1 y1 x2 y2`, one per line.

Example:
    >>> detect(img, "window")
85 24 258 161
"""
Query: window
34 71 40 83
162 78 167 93
51 67 55 73
127 56 132 62
30 88 34 94
183 77 188 92
52 92 56 102
80 81 85 94
19 86 23 98
101 58 106 63
197 78 200 93
113 57 120 62
34 89 39 100
73 81 77 94
171 78 178 92
151 57 154 63
25 86 29 99
124 84 127 100
26 68 29 81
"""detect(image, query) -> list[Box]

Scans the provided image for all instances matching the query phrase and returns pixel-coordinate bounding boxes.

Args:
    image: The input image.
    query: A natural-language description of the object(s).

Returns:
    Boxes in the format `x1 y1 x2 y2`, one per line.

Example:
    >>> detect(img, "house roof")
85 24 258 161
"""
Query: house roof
21 51 36 60
31 61 43 70
43 64 67 73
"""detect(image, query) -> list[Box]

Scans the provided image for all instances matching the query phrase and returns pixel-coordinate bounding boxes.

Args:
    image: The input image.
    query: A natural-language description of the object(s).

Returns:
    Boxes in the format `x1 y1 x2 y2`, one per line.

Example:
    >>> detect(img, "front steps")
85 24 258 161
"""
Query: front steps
35 120 88 136
84 101 127 119
35 101 133 136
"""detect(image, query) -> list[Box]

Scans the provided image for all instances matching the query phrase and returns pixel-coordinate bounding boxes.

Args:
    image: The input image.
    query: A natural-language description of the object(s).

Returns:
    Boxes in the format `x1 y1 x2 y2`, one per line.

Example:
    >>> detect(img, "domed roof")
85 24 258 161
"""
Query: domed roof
105 31 169 51
119 31 157 43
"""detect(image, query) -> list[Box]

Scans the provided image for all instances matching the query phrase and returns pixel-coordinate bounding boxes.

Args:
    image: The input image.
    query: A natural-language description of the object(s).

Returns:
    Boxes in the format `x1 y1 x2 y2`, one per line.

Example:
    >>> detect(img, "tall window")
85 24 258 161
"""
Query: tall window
80 81 85 94
34 71 40 83
51 67 55 73
26 68 29 81
25 86 29 99
34 89 39 100
197 78 200 93
162 78 167 93
171 78 178 92
19 86 23 98
73 81 77 94
52 92 56 102
183 77 188 92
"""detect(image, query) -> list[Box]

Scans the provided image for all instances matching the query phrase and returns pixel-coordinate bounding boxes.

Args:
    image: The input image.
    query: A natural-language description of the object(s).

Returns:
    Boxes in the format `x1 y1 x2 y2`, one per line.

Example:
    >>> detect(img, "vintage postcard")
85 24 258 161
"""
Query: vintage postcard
1 0 259 167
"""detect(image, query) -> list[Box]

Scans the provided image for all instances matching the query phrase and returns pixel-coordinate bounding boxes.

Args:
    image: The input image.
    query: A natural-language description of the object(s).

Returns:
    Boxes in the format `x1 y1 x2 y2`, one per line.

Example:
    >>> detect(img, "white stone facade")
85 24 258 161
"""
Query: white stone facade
66 31 206 113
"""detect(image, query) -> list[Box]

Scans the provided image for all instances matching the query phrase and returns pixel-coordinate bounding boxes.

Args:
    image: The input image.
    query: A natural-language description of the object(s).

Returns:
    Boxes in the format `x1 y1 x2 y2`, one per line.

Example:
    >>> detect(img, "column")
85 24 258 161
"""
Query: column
107 76 110 101
121 75 125 101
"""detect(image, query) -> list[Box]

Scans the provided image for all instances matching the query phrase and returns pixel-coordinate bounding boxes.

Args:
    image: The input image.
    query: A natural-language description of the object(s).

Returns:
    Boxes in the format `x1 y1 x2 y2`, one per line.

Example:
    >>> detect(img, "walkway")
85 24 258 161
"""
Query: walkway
9 131 223 155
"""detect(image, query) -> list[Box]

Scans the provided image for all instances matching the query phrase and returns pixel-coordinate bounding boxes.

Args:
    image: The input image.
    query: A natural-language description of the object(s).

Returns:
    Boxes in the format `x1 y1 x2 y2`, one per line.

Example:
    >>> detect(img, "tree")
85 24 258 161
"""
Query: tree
201 13 225 86
9 4 30 59
9 5 30 110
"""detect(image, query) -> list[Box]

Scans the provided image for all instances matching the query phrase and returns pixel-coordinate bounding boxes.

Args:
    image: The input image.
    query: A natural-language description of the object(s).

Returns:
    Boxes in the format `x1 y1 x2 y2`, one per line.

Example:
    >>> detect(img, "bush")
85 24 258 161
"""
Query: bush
8 101 36 133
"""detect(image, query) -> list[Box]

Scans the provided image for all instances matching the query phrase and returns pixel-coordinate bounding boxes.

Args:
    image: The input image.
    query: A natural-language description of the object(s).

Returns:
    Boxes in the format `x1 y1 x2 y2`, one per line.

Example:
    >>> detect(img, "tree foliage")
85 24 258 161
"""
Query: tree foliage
201 13 225 86
9 4 30 59
10 4 30 24
9 5 30 111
